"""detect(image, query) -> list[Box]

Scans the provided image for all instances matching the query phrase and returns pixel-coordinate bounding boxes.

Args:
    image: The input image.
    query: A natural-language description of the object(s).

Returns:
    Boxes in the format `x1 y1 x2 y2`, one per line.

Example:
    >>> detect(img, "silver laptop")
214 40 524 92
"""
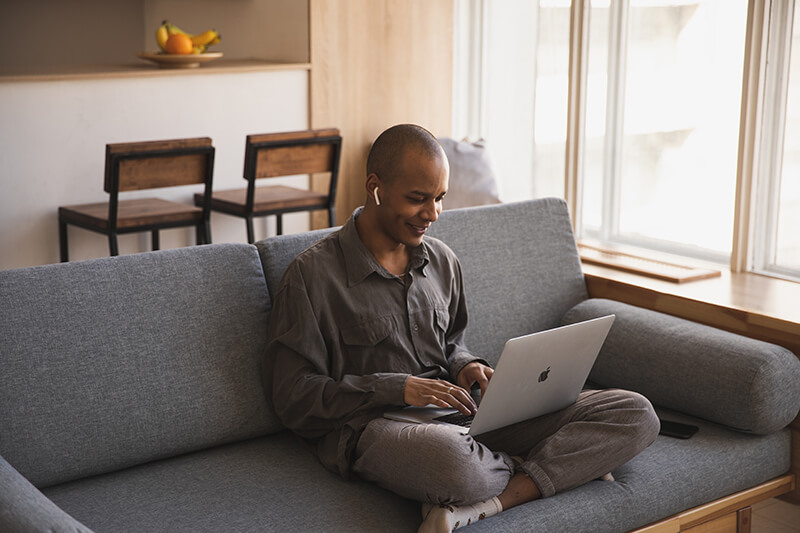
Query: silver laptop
384 315 615 435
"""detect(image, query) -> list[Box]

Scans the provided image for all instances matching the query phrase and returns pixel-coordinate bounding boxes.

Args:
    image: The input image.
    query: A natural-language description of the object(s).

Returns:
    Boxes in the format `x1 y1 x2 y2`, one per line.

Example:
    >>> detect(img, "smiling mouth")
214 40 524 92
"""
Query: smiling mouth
408 223 430 235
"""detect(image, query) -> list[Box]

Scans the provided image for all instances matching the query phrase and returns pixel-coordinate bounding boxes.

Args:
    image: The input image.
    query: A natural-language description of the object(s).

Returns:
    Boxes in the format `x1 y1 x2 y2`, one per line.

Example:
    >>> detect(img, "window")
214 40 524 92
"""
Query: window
752 0 800 279
454 0 800 281
452 0 571 201
581 0 748 263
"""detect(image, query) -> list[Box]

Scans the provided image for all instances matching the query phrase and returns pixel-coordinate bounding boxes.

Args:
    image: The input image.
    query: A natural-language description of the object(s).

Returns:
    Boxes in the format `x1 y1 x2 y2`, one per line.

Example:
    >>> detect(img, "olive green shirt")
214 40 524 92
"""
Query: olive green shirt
265 209 482 478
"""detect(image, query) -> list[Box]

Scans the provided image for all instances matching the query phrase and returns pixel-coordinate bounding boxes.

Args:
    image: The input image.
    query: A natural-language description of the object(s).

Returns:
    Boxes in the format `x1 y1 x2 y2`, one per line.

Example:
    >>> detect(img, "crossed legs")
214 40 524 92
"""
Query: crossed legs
353 389 659 530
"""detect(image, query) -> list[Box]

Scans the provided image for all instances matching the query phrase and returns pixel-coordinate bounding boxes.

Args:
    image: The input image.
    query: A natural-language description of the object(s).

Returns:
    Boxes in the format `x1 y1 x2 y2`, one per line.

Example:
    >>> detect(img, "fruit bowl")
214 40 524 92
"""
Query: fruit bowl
136 51 223 69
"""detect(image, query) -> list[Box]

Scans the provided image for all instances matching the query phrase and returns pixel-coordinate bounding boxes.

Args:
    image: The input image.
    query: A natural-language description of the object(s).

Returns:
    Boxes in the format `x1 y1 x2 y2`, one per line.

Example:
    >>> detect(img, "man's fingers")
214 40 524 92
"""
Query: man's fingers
425 394 451 409
431 382 474 415
404 377 477 415
443 383 477 415
477 367 493 395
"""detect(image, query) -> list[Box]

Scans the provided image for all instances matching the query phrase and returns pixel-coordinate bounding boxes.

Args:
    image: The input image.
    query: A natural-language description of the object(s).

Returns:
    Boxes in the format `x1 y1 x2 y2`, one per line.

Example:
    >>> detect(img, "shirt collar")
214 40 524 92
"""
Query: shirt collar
339 207 430 287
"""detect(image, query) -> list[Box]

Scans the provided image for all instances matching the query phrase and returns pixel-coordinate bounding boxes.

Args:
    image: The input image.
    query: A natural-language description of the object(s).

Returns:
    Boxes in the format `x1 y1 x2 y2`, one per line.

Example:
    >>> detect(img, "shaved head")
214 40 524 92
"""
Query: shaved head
367 124 446 184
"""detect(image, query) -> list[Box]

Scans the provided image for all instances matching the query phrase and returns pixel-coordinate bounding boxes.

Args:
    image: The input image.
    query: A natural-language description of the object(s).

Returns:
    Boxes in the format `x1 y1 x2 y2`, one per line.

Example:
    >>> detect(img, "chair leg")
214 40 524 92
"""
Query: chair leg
58 218 69 263
59 219 69 262
246 216 255 244
276 214 283 236
328 207 336 228
151 230 160 251
109 233 119 256
196 222 211 245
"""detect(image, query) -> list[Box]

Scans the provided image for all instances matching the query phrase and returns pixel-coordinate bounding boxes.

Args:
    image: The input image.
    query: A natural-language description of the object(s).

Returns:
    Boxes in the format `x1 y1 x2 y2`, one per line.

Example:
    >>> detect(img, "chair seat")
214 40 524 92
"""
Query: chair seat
59 198 203 231
195 185 329 217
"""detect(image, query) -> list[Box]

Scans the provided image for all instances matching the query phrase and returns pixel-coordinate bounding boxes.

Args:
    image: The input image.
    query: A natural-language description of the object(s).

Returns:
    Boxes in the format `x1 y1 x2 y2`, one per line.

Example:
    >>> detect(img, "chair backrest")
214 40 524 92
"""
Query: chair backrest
243 128 341 191
104 137 215 194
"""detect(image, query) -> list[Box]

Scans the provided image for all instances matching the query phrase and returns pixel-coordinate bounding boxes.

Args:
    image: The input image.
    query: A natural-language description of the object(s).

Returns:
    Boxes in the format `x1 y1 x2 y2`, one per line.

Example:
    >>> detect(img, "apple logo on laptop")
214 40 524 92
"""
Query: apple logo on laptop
538 366 550 383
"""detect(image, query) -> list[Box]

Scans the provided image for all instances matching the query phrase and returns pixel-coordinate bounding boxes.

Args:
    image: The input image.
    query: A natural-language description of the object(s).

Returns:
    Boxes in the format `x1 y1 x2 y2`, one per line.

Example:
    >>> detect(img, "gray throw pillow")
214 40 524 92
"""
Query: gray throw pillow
438 137 502 209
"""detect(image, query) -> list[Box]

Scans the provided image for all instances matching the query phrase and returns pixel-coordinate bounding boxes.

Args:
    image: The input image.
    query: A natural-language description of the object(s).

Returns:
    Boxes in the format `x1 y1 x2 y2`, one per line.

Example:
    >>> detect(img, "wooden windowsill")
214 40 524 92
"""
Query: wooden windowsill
0 59 312 83
581 261 800 357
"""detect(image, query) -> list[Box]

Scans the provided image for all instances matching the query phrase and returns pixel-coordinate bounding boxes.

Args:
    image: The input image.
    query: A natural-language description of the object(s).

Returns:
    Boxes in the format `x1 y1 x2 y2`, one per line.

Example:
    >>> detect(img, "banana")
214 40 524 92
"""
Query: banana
190 29 220 47
192 45 207 54
164 21 189 36
155 22 170 52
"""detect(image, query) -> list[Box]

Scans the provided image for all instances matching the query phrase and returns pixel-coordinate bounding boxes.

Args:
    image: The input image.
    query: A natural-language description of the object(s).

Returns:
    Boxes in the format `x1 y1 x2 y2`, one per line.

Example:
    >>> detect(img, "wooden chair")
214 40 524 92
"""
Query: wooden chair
195 128 342 243
58 137 215 262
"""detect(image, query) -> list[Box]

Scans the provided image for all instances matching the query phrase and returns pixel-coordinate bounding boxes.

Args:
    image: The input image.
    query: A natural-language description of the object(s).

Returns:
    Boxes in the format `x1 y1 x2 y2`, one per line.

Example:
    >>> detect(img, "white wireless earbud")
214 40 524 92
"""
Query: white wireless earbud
373 187 381 206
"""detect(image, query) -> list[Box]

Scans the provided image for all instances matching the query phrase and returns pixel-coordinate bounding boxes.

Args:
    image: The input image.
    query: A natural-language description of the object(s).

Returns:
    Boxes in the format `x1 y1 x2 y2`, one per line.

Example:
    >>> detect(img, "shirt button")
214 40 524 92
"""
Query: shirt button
413 324 419 331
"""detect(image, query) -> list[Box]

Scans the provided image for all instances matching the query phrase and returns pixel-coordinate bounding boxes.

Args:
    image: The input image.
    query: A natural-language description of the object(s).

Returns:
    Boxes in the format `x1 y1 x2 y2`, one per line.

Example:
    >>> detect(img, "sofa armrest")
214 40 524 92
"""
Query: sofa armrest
562 298 800 434
0 454 94 533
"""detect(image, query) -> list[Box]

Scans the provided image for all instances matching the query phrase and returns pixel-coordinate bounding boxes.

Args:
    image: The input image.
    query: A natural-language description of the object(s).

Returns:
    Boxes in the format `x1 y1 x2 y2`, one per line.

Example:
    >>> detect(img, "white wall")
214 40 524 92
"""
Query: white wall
0 69 310 270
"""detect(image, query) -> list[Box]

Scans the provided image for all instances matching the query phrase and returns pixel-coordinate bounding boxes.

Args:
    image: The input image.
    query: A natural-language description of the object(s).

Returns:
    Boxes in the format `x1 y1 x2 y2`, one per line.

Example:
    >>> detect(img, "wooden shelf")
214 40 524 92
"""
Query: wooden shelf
0 60 311 83
0 0 309 81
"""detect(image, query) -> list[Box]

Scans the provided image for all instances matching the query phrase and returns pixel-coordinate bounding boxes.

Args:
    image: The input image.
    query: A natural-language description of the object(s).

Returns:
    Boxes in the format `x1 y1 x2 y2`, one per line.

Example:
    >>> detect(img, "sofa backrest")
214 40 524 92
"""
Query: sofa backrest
257 198 588 366
427 198 588 364
257 228 338 304
0 244 277 488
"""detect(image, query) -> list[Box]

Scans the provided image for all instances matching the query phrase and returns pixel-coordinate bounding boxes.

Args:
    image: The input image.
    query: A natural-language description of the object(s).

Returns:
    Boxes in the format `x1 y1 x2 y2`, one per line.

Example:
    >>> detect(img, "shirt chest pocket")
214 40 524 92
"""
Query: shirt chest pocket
340 318 394 347
434 307 450 333
338 318 397 374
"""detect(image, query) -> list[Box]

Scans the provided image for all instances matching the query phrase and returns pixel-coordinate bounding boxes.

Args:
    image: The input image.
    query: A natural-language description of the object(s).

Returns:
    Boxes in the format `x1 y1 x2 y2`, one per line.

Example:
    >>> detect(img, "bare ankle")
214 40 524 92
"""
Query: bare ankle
497 473 541 510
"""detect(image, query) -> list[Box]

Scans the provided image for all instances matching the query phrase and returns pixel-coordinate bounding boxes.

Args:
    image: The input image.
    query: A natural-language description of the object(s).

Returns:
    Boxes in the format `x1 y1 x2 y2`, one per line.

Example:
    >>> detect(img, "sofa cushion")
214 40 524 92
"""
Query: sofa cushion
562 299 800 434
43 433 420 533
429 198 588 365
41 414 790 533
0 244 280 488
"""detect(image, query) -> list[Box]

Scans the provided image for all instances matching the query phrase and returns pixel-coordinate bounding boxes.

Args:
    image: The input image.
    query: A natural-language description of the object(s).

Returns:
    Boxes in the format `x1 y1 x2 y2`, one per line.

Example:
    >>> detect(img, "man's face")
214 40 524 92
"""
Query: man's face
376 148 449 248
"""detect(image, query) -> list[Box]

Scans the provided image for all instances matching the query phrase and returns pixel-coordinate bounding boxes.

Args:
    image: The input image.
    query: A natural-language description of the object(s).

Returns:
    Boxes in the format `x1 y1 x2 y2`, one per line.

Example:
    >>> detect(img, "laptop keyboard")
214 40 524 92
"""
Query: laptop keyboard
434 412 475 428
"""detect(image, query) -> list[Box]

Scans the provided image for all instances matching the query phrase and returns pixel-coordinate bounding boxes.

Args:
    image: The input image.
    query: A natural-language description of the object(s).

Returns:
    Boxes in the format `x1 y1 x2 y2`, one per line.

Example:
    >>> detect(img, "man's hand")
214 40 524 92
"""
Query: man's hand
456 361 494 397
404 376 477 415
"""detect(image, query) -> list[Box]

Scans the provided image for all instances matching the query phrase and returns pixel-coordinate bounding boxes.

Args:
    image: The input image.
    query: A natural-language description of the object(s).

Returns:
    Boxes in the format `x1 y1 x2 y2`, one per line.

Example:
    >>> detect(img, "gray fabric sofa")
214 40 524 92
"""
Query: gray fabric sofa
2 198 799 532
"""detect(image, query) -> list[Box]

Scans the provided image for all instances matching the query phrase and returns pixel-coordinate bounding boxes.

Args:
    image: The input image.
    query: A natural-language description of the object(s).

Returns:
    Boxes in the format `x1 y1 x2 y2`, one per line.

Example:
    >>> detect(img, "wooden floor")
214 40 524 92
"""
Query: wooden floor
753 498 800 532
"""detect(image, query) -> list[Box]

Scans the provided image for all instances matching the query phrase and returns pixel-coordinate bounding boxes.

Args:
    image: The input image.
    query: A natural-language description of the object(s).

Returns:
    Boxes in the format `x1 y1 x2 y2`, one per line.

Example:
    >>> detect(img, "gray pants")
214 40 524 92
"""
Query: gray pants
353 388 659 505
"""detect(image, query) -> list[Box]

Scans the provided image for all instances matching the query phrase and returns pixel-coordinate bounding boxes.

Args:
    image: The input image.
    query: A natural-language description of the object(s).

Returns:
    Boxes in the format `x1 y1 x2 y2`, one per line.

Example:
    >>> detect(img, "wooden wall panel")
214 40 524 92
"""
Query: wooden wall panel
309 0 454 226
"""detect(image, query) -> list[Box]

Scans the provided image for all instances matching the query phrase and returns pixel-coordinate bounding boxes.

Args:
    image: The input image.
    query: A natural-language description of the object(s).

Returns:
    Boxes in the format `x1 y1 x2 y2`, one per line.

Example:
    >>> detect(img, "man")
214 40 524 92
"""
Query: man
265 124 659 532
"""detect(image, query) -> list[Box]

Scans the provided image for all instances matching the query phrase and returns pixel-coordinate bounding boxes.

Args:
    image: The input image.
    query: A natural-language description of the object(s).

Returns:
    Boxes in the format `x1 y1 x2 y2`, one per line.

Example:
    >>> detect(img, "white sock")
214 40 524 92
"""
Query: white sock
418 496 503 533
